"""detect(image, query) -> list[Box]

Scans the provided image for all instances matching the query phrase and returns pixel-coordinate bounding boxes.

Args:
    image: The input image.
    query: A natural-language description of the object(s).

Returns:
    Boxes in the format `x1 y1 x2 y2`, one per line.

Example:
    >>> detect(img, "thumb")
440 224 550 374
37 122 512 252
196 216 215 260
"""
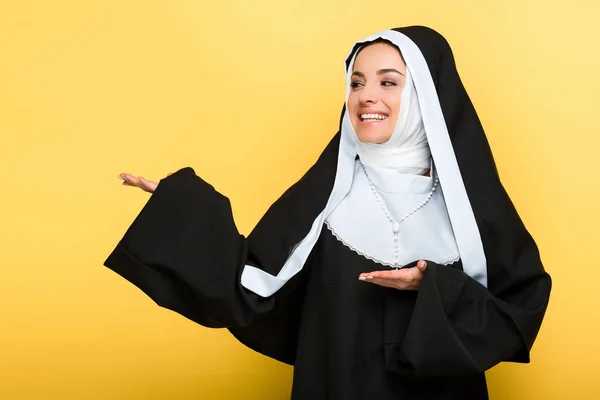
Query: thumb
416 260 428 272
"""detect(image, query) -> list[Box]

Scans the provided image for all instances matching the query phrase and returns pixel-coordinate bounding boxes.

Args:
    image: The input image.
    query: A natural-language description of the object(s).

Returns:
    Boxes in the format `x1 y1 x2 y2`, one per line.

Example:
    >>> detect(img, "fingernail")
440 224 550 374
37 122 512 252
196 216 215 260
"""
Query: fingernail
358 277 366 281
367 275 373 279
118 175 124 180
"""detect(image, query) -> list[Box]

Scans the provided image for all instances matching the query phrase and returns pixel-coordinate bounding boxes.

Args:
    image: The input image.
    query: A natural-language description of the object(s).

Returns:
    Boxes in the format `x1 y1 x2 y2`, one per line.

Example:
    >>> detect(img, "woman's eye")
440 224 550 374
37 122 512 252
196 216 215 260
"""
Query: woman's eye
350 81 363 89
381 80 397 87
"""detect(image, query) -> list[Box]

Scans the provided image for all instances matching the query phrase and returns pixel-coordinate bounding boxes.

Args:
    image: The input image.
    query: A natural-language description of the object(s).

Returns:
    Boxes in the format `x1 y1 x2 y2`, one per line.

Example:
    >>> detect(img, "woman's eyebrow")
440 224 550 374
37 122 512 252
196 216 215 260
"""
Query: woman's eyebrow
351 69 405 78
377 68 404 76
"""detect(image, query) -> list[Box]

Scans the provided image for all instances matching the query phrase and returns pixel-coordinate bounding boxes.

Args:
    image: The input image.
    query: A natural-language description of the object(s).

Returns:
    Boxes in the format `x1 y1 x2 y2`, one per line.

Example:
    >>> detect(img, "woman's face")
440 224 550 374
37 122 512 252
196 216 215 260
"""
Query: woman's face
347 42 406 144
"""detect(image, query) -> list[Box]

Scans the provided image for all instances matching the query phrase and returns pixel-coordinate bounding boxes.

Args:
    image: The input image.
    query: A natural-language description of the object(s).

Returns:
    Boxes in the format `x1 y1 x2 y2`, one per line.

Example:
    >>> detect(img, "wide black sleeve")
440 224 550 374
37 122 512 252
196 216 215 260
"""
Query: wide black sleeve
104 134 340 364
104 167 314 364
385 261 550 377
105 167 282 328
383 210 551 376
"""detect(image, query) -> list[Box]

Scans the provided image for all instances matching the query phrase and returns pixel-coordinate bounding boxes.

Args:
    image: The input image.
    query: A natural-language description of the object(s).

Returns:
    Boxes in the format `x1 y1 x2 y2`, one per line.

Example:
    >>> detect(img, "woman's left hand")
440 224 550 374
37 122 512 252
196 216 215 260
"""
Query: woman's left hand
358 260 427 291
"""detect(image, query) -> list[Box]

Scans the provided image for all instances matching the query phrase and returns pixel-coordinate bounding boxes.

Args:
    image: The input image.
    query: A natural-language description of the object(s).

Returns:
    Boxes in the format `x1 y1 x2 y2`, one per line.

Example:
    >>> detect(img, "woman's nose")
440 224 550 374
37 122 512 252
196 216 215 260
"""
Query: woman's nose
359 84 378 104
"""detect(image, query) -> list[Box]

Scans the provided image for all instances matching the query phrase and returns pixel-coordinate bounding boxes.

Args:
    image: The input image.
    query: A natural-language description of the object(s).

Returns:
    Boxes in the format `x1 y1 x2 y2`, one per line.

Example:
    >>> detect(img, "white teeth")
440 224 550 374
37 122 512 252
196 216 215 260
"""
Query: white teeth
360 113 388 121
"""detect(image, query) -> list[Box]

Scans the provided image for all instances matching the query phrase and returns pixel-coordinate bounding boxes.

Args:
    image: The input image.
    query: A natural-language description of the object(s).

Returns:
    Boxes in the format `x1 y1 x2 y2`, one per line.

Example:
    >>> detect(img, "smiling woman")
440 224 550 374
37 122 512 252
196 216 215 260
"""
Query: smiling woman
107 26 551 399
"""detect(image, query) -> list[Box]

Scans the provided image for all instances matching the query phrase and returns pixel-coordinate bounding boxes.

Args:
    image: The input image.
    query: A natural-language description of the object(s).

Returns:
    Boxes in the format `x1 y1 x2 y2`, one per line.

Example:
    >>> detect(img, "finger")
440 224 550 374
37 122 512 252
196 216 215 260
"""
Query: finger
369 270 396 279
360 269 411 280
358 273 379 281
121 174 139 185
125 175 152 192
359 273 377 281
360 271 394 280
416 260 428 272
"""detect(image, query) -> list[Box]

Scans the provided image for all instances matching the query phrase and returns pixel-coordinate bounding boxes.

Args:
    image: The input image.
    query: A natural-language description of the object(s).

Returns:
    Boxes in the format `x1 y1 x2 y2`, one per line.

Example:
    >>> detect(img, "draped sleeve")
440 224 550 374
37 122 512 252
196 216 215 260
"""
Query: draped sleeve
383 191 551 376
104 133 340 364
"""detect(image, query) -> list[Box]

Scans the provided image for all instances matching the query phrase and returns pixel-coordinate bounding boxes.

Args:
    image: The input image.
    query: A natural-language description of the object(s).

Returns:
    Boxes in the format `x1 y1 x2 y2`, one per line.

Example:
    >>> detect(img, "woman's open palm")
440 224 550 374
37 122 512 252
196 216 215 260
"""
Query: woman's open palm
118 173 171 193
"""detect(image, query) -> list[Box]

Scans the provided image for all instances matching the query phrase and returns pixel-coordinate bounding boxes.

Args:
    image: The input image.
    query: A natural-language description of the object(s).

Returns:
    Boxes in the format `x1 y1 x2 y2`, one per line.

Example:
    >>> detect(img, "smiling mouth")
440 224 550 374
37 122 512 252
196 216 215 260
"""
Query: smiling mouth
359 113 389 122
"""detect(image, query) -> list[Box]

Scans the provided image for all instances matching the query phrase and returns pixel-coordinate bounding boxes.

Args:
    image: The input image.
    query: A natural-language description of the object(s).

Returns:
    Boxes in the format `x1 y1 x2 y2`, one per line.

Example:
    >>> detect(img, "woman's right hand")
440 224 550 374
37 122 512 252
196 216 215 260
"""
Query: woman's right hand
118 173 171 193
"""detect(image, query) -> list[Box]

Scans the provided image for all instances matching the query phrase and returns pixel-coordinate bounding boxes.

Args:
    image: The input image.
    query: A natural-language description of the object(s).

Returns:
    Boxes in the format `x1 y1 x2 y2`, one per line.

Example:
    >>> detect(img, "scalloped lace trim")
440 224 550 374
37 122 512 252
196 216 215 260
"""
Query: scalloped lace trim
324 221 461 268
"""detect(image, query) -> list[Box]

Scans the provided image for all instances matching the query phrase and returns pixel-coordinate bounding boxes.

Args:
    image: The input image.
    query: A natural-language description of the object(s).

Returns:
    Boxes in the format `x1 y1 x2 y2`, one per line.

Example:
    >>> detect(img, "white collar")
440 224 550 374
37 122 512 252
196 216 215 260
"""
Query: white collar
325 160 460 268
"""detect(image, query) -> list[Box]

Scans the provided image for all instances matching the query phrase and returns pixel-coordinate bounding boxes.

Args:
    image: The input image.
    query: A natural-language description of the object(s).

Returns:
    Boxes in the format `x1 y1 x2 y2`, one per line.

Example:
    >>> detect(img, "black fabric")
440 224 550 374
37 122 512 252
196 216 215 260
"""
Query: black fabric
104 25 551 399
289 228 490 399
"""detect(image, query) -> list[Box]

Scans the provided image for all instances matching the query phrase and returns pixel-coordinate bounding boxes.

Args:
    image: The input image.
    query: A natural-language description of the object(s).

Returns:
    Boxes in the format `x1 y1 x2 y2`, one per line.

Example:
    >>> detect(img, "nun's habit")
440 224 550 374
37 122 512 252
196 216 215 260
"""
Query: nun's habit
104 26 551 399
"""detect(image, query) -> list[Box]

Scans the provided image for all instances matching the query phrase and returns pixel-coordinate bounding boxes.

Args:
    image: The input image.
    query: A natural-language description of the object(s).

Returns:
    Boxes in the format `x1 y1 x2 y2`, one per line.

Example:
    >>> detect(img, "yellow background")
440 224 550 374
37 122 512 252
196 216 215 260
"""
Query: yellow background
1 0 598 398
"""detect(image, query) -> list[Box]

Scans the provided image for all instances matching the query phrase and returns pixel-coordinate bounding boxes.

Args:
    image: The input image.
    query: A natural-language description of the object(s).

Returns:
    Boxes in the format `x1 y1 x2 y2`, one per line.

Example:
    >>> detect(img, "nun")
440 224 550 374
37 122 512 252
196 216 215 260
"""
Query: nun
108 26 551 399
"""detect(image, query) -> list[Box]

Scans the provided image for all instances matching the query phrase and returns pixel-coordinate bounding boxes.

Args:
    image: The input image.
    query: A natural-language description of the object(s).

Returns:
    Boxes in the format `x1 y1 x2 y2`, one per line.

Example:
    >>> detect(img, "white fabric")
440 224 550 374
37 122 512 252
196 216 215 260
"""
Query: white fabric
354 66 431 174
325 160 460 268
240 30 488 297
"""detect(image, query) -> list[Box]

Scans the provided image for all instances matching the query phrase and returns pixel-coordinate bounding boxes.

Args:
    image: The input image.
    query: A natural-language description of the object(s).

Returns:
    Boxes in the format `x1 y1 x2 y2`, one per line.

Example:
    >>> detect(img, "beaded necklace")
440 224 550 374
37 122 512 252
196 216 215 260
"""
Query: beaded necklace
360 164 439 269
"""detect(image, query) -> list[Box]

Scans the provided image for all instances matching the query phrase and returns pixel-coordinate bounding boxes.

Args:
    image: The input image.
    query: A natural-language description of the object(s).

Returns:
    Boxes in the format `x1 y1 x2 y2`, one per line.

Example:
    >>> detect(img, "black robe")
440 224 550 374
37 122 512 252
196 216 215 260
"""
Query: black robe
104 26 551 399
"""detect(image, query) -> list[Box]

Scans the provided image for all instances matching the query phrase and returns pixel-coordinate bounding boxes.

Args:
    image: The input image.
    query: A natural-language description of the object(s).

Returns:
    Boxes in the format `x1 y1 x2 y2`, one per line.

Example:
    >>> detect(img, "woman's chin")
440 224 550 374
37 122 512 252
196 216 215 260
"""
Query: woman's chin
355 130 392 144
